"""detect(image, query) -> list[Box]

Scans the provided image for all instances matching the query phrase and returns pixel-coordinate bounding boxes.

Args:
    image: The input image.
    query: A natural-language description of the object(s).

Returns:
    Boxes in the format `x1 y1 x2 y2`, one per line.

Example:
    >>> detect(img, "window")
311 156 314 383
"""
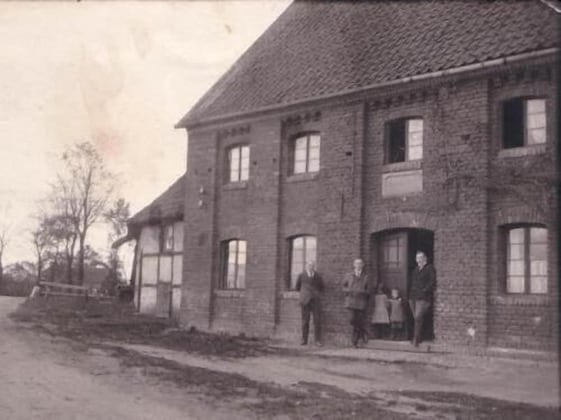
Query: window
386 118 423 163
289 235 317 289
381 236 404 269
292 133 320 174
506 226 547 294
227 145 250 182
221 240 247 289
503 98 546 148
162 224 174 252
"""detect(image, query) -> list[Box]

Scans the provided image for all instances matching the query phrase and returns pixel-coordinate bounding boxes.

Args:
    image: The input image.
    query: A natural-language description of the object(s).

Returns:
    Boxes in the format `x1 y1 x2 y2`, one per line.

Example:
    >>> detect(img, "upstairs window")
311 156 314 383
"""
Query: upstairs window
293 133 320 174
162 224 174 252
228 145 250 182
503 98 546 148
506 226 547 294
288 235 317 289
221 239 247 289
385 118 423 163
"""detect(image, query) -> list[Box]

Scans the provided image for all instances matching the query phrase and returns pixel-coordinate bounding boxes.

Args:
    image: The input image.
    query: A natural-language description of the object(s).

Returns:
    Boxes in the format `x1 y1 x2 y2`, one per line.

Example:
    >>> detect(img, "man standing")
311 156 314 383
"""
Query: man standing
409 251 436 347
342 259 371 347
295 261 324 346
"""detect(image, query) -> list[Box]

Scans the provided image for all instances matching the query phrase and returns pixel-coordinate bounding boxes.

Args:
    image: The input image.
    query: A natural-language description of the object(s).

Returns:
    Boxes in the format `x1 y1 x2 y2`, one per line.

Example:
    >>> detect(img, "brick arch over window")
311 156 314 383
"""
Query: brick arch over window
494 206 547 227
371 212 439 234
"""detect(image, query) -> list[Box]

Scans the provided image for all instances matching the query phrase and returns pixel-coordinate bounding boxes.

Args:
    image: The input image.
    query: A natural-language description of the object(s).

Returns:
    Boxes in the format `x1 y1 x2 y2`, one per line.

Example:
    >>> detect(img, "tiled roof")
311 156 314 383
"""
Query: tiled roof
178 0 559 127
129 174 185 226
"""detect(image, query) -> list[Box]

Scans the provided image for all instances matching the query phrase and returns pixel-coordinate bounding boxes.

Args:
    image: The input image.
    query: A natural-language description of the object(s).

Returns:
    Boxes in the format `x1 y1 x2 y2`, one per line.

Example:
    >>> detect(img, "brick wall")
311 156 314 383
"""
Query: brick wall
180 57 558 350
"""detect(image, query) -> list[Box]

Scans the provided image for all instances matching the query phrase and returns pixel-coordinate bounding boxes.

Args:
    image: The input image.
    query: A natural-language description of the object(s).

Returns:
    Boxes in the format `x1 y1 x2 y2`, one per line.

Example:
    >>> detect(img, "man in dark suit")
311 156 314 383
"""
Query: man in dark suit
295 261 325 346
409 251 436 347
342 258 371 347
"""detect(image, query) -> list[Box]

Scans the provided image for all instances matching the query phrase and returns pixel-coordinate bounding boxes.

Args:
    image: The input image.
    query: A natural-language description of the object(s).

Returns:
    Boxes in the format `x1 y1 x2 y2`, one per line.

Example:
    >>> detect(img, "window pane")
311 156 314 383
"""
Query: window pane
527 113 546 129
237 264 246 289
305 237 317 263
527 99 545 114
531 260 547 276
527 128 546 145
309 144 320 161
408 145 423 160
508 260 525 276
308 158 320 173
295 146 307 161
530 276 547 294
508 244 524 260
507 276 525 293
229 148 240 182
530 228 547 244
293 237 303 250
241 146 250 161
503 99 524 148
309 134 320 148
388 121 406 163
294 160 306 174
408 131 423 146
408 119 423 133
509 228 524 244
227 263 237 288
530 243 547 260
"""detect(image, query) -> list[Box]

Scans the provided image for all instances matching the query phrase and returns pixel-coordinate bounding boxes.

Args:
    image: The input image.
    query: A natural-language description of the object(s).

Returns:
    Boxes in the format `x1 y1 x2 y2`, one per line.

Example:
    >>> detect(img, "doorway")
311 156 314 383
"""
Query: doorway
373 228 434 341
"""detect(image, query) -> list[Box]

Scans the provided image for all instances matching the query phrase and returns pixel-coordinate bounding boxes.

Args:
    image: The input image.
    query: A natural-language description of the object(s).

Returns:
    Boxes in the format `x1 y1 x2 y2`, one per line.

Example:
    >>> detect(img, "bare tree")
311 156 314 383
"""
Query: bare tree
0 222 11 286
54 142 116 285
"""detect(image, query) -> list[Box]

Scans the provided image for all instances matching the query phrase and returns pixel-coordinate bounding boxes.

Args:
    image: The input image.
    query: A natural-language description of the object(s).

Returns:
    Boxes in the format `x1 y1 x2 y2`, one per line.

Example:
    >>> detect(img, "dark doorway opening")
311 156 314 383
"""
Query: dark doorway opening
372 228 435 342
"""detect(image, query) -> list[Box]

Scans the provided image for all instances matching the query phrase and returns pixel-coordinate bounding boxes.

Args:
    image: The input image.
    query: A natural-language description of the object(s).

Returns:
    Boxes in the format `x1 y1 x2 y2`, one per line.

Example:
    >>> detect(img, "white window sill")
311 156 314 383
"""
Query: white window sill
281 291 299 299
223 181 248 190
215 290 245 298
498 144 546 158
489 294 553 306
286 172 319 183
382 159 422 173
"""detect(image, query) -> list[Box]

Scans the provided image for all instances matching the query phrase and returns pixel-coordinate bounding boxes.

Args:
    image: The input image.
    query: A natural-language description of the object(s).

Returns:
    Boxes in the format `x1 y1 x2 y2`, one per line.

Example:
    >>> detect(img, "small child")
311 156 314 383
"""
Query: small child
388 288 405 340
371 284 390 339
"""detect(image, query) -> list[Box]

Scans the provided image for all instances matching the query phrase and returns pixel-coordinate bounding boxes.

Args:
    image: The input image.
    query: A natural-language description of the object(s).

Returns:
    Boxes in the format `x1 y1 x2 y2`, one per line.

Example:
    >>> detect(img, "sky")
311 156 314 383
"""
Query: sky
0 1 290 265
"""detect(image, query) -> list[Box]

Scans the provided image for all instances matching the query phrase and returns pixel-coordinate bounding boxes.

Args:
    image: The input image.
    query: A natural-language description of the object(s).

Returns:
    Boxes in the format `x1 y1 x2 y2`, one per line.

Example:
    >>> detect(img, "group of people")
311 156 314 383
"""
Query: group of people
295 251 436 348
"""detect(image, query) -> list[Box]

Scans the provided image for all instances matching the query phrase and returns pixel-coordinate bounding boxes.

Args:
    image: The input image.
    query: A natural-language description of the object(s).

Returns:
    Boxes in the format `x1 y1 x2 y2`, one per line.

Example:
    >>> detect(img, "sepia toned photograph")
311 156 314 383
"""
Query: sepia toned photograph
1 1 560 418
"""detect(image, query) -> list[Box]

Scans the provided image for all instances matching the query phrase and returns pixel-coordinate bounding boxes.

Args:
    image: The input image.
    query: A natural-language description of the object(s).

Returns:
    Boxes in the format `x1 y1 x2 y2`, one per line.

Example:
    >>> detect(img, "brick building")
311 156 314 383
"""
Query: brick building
134 1 560 351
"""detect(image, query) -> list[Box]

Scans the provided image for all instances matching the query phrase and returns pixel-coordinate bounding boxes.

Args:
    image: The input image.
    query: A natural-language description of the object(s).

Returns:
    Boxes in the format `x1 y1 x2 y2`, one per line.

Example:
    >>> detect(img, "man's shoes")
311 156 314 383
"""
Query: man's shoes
301 340 308 346
315 341 323 347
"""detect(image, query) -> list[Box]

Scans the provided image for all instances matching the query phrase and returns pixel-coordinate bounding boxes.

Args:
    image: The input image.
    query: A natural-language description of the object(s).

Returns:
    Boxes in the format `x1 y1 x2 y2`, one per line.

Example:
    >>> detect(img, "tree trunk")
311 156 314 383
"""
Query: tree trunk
77 234 85 286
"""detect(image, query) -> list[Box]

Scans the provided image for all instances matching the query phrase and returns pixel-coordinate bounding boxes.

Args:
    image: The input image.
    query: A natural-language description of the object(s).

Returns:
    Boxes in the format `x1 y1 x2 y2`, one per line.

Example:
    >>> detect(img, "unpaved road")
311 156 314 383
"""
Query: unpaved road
0 297 246 420
1 296 559 420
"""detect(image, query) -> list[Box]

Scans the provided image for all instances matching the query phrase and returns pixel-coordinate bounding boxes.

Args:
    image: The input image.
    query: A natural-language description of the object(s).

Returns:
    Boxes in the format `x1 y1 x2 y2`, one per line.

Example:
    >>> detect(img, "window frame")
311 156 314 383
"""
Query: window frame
501 97 546 149
226 144 250 183
220 239 247 290
504 224 548 295
385 117 424 164
287 235 317 290
291 132 321 175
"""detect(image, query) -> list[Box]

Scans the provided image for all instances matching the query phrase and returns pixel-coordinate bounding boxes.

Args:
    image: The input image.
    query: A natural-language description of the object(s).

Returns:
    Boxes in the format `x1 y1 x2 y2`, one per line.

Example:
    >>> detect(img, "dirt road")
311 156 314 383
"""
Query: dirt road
2 295 559 419
0 297 246 420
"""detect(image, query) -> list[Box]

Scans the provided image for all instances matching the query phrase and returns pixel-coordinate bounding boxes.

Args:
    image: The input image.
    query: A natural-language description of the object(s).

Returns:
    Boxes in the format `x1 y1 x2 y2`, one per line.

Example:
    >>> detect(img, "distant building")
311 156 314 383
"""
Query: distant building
134 1 559 352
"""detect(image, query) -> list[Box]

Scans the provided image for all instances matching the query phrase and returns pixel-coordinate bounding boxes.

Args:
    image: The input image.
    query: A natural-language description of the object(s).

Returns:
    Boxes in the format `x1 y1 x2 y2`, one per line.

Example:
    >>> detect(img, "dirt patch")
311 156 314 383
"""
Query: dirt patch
10 297 281 358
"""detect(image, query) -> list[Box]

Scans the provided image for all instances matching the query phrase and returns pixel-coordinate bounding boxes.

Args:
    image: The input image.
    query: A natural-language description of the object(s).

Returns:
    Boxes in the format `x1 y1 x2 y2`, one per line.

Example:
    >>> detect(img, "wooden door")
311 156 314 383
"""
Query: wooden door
378 232 408 297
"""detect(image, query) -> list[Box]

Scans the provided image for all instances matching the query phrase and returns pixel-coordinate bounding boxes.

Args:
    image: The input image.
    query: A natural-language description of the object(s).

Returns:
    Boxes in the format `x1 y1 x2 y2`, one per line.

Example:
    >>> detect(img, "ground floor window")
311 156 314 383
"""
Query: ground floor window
221 239 247 289
289 235 317 289
506 225 547 294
